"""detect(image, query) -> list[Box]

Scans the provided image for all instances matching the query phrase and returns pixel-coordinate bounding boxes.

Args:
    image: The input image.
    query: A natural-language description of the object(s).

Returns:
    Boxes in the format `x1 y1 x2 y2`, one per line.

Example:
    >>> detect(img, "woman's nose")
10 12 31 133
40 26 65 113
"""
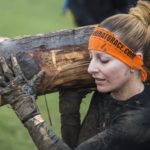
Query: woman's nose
88 59 99 74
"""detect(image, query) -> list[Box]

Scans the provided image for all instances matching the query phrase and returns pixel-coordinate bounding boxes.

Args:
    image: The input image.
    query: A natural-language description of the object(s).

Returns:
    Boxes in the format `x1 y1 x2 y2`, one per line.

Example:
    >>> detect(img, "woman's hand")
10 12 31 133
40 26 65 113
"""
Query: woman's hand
0 55 44 122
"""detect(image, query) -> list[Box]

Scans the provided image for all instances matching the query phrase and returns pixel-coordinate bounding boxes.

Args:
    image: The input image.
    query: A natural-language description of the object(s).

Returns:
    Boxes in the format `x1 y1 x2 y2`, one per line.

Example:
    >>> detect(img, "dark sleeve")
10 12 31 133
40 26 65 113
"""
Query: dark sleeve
24 105 150 150
59 90 86 148
78 91 103 144
75 108 150 150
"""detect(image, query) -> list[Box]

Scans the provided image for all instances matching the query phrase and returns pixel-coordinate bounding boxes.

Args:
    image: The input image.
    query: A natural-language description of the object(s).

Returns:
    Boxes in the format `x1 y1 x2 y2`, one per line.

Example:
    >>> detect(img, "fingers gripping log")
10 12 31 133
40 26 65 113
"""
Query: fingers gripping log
0 25 96 106
0 56 44 121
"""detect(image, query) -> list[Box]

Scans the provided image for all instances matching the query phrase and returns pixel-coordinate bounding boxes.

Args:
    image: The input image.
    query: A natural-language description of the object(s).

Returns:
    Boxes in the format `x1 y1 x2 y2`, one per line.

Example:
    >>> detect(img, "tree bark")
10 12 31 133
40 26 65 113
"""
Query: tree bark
0 25 96 106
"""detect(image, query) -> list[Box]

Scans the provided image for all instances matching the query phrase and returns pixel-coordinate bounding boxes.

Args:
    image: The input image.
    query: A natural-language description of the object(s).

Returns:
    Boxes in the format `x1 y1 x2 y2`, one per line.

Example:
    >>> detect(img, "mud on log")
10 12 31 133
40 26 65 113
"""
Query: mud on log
0 25 96 106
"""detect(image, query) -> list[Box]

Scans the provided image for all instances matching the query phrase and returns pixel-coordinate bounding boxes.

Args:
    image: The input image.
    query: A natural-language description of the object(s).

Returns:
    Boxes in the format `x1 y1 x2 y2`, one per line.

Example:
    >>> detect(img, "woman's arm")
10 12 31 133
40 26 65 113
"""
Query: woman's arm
24 106 150 150
0 56 71 150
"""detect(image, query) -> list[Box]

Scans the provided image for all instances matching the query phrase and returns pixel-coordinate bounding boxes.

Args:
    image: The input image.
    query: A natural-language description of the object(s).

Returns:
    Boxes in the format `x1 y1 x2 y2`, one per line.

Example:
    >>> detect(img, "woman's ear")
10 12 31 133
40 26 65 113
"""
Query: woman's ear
136 52 143 59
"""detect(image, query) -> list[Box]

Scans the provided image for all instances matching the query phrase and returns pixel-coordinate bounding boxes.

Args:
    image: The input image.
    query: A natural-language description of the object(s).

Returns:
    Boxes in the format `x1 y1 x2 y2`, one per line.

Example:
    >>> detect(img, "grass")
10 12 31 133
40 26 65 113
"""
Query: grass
0 0 74 37
0 0 92 149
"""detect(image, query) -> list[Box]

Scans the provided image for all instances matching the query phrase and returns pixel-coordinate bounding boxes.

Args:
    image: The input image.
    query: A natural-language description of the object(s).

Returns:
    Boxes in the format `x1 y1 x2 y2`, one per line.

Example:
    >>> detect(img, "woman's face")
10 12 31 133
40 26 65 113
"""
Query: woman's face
88 51 132 93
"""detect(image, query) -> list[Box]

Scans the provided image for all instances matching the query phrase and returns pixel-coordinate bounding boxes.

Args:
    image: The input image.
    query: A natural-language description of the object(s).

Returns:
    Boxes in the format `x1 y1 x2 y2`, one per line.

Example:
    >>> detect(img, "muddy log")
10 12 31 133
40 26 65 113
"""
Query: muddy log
0 25 97 106
1 24 150 106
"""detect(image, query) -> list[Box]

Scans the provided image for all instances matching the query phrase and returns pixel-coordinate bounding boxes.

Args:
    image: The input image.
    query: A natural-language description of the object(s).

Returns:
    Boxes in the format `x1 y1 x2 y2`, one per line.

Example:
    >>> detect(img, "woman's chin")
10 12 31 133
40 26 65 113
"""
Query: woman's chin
96 85 110 93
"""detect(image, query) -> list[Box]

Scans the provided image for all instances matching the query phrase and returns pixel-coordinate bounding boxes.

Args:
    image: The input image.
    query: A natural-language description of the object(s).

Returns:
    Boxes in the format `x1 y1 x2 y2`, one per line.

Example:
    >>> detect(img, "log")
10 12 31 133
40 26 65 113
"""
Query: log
0 25 96 106
0 24 150 106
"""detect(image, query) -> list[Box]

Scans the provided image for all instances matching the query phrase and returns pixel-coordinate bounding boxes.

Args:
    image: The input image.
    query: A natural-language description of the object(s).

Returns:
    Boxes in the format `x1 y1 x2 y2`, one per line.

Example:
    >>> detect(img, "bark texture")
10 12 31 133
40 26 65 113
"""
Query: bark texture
0 25 96 106
1 24 150 106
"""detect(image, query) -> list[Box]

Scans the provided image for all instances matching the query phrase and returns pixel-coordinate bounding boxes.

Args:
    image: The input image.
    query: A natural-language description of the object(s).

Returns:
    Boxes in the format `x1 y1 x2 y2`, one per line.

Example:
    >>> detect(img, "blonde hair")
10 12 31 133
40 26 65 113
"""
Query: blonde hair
99 0 150 67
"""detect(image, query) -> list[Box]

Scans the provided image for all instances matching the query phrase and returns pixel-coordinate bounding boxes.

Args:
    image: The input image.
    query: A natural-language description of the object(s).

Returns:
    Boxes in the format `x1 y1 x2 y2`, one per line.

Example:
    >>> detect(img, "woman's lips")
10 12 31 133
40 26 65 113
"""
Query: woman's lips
95 78 106 85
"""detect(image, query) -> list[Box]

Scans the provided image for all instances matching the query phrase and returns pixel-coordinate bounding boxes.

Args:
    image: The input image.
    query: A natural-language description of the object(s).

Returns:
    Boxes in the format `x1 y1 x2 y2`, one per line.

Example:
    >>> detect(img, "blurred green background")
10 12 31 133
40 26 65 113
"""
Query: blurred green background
0 0 92 149
0 0 74 37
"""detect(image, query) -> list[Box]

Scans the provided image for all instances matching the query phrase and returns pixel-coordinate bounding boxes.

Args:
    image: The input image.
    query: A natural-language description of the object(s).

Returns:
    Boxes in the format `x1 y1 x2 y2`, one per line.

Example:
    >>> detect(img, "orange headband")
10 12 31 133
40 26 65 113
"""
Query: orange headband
88 27 148 81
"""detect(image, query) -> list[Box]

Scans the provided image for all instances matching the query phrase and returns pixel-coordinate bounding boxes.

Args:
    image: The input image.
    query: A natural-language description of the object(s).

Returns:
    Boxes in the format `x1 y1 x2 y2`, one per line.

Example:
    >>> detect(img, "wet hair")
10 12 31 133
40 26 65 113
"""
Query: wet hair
99 0 150 67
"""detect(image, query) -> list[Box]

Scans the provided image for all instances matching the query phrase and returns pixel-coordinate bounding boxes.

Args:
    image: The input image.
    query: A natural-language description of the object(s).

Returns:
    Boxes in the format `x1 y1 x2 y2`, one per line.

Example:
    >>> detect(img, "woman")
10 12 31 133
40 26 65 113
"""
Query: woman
0 0 150 150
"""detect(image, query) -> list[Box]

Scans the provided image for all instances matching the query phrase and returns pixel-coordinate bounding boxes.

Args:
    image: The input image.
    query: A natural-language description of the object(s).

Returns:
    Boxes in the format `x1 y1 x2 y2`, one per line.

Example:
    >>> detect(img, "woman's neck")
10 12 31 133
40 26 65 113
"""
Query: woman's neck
110 79 144 101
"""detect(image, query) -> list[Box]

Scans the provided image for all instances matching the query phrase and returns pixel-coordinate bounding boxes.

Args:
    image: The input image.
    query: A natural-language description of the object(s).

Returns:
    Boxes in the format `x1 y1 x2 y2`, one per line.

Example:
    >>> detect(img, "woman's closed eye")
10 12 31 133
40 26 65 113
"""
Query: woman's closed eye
96 53 111 64
100 59 109 64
